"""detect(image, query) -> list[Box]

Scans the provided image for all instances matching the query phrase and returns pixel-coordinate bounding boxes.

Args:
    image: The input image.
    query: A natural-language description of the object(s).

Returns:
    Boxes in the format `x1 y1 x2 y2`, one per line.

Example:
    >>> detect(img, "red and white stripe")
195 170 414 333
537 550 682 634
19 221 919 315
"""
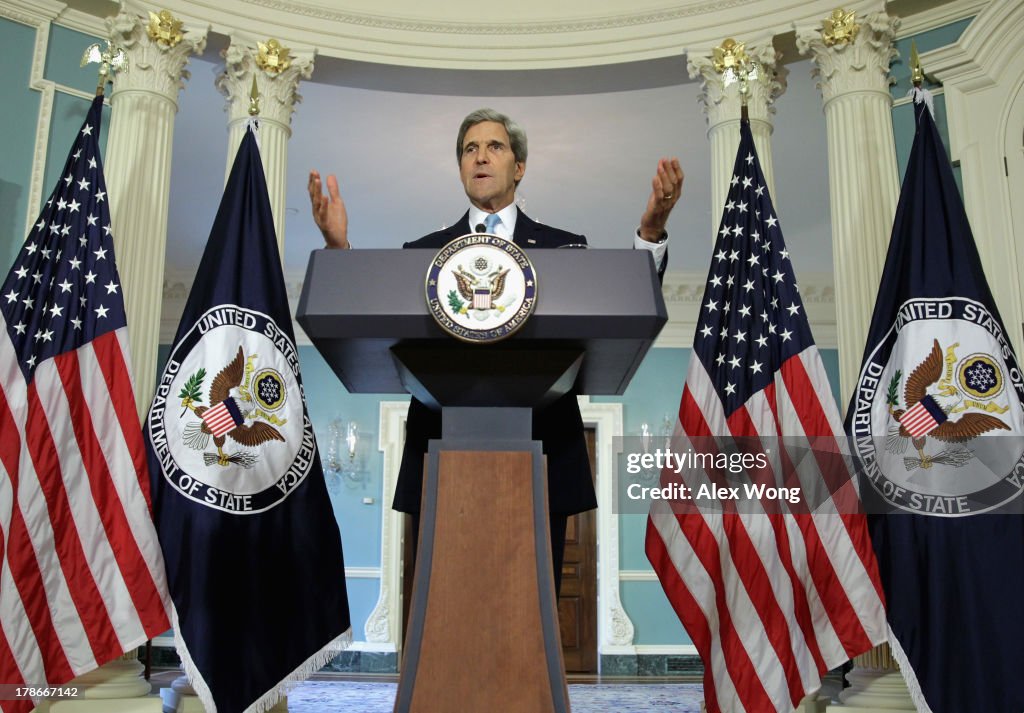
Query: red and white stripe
646 347 887 713
898 401 940 438
202 400 239 438
0 324 172 712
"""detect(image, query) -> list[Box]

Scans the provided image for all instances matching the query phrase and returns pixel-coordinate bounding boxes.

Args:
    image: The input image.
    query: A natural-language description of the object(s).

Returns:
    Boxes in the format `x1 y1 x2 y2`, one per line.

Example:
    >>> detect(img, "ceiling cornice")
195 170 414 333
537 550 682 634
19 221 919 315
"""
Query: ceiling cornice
83 0 895 69
44 0 972 70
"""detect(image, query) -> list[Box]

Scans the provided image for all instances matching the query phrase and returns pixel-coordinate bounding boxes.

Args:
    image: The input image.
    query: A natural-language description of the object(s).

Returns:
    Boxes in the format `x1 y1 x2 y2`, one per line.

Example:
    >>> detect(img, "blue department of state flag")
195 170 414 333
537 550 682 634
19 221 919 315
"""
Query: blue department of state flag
845 91 1024 712
146 125 351 713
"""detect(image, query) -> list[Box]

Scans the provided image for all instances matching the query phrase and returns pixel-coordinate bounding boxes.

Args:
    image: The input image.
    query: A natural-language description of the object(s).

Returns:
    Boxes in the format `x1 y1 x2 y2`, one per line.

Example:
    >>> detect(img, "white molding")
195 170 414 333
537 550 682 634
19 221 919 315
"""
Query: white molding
580 398 637 656
344 567 381 579
364 400 408 653
633 644 700 656
921 1 1024 361
0 0 63 26
54 6 108 37
345 640 400 654
25 20 53 238
8 0 978 70
48 0 894 70
892 0 986 39
618 569 658 582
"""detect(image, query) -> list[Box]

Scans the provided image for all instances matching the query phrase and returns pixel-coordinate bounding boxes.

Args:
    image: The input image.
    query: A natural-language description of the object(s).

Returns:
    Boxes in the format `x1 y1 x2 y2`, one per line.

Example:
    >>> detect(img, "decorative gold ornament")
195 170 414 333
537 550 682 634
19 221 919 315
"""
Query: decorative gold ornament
147 10 184 48
249 75 261 116
256 39 291 75
909 40 924 86
821 8 860 47
712 37 759 98
81 40 128 96
713 39 746 80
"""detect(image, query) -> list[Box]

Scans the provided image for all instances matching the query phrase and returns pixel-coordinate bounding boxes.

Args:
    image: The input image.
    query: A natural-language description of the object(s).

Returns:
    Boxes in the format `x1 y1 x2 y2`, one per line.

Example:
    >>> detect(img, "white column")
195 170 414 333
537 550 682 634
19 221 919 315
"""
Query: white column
687 39 787 235
796 11 901 405
798 15 910 711
215 37 315 252
103 9 207 417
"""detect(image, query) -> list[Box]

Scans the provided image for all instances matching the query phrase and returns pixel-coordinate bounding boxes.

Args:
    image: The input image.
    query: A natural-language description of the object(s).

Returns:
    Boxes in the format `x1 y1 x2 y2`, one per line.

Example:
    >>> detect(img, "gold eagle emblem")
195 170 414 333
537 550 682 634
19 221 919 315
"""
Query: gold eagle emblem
887 339 1009 470
182 346 285 467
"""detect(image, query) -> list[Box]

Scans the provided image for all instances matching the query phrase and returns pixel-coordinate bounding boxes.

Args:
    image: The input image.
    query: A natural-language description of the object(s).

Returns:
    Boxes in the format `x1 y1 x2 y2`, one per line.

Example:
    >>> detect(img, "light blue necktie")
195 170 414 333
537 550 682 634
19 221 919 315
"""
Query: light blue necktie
484 213 501 235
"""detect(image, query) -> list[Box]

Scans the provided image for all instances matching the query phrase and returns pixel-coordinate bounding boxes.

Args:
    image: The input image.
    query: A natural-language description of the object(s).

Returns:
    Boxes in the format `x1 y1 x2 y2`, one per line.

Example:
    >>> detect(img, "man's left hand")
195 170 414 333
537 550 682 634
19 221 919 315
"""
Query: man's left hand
639 158 684 242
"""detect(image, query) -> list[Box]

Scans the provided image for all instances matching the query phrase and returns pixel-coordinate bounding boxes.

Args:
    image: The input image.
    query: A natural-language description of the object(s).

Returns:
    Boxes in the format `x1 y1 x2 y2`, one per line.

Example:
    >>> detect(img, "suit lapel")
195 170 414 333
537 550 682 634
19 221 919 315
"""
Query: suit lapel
512 210 543 248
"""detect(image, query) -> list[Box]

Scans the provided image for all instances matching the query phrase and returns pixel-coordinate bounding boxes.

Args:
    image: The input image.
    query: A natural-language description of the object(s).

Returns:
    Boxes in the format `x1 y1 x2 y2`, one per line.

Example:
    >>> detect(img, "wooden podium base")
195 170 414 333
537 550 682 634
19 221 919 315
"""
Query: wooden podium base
394 408 570 713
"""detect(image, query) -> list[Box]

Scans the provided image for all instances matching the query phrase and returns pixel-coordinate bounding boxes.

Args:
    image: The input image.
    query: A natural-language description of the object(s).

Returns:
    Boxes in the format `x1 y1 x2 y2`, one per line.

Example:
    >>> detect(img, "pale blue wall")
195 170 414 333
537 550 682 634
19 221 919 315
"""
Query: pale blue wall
301 344 396 638
43 26 111 193
0 18 108 270
0 18 41 270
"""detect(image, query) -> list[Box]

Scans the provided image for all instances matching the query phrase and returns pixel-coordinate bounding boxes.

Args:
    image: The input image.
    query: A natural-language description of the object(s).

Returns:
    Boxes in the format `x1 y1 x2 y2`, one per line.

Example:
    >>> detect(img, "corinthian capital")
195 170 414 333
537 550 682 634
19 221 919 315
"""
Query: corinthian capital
796 11 900 103
105 9 208 99
216 38 316 130
687 40 787 128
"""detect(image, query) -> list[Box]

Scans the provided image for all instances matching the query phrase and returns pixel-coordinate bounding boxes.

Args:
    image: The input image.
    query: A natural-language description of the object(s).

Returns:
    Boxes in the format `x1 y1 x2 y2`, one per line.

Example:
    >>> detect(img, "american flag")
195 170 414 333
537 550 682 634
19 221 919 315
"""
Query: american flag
645 121 887 713
0 95 172 713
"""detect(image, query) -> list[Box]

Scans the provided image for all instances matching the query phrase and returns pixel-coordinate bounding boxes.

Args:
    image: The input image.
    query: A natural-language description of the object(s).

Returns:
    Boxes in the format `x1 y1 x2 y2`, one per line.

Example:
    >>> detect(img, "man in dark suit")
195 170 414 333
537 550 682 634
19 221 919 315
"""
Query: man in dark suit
309 108 683 593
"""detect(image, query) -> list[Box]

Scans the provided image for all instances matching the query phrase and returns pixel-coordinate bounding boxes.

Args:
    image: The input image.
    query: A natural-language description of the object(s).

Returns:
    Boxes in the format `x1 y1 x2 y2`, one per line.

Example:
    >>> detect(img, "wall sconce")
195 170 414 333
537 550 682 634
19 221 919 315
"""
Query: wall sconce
324 418 367 487
639 413 675 481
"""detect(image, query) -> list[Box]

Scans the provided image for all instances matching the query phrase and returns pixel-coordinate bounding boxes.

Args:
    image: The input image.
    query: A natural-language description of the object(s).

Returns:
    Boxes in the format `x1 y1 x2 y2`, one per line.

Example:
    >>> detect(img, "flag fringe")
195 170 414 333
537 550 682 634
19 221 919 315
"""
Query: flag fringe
884 625 934 713
168 607 216 713
168 606 353 713
244 628 353 713
909 87 935 118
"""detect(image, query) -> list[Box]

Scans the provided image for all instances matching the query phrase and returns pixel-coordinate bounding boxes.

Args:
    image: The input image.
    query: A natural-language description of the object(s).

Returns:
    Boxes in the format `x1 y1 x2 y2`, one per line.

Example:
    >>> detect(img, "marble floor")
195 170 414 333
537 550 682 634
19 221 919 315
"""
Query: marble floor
149 671 706 712
288 679 705 712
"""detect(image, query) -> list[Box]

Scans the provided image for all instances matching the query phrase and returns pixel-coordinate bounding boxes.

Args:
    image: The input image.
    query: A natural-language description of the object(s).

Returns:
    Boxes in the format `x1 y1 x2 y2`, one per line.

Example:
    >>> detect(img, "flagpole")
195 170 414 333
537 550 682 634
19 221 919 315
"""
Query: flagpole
832 40 929 713
154 77 294 713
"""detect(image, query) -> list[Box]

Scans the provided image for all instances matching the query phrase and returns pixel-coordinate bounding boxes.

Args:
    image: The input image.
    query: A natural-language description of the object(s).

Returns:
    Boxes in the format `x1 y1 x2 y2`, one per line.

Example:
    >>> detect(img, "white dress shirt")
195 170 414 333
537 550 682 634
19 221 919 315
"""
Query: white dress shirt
469 204 668 270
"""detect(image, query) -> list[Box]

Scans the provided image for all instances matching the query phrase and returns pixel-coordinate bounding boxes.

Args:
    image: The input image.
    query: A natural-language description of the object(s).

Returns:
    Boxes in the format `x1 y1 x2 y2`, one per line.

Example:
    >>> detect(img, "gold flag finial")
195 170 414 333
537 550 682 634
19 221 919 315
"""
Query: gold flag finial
256 39 292 76
249 75 261 116
712 38 747 80
712 38 759 116
910 40 924 87
822 8 860 47
147 10 184 48
81 40 128 96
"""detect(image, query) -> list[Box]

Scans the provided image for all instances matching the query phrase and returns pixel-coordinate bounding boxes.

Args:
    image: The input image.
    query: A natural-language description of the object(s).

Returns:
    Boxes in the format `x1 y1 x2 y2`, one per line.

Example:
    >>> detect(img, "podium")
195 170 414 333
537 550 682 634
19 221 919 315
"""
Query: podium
297 248 666 713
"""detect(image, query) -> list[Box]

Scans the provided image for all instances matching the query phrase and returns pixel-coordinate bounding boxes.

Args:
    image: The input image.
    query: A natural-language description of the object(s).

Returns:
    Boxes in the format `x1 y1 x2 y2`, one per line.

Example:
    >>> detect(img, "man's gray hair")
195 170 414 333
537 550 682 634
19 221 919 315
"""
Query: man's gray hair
456 108 528 164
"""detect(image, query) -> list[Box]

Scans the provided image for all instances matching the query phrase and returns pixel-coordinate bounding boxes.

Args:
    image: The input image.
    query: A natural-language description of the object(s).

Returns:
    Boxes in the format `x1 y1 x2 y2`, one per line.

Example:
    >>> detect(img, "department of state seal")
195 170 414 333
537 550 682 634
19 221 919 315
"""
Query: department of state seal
425 233 537 343
850 297 1024 515
147 305 316 514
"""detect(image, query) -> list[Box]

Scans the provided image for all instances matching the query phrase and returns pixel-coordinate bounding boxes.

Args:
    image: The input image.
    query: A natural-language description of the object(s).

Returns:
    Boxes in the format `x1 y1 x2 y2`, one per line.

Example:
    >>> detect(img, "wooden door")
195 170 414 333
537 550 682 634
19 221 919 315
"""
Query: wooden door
558 428 598 673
